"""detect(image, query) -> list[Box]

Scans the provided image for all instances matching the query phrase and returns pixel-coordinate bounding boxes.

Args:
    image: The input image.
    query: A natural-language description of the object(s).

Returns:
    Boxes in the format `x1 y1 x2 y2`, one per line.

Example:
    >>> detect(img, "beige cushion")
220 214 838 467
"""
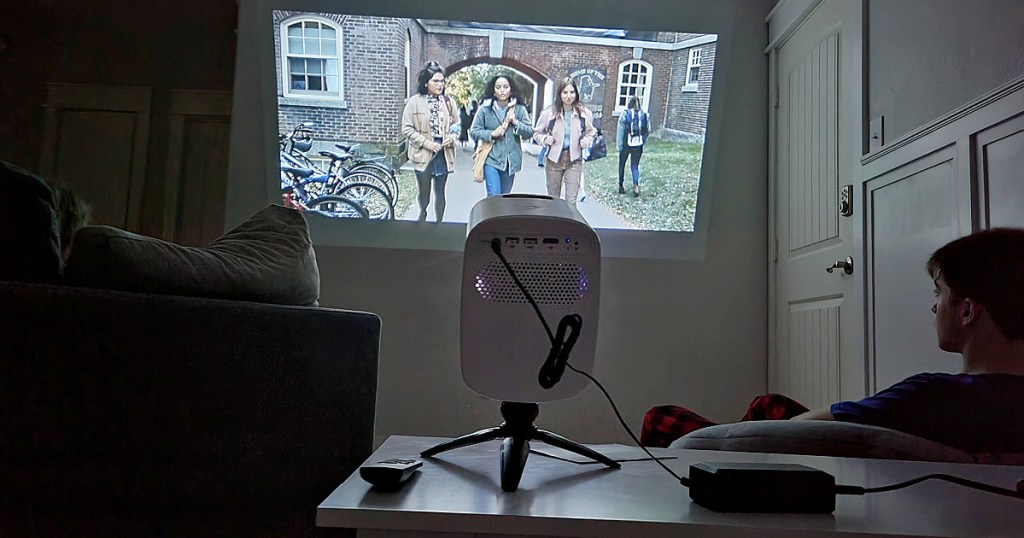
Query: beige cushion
65 204 319 305
670 420 976 463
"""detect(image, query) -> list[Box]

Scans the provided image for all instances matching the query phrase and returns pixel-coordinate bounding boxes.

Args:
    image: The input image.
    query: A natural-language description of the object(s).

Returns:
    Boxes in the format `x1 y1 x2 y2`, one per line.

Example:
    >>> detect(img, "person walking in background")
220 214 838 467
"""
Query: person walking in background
401 61 459 222
459 104 471 149
532 77 596 205
617 96 649 197
470 74 535 196
469 100 480 149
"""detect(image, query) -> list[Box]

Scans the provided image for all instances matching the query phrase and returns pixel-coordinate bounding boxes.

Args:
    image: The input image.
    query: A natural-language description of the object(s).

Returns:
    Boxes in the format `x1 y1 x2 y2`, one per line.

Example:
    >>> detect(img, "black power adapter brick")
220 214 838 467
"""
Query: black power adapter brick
688 462 836 513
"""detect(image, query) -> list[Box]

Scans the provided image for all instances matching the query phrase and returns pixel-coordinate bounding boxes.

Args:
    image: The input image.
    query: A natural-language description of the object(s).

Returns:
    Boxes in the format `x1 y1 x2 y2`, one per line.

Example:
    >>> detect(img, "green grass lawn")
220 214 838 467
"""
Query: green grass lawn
394 169 418 219
584 138 703 232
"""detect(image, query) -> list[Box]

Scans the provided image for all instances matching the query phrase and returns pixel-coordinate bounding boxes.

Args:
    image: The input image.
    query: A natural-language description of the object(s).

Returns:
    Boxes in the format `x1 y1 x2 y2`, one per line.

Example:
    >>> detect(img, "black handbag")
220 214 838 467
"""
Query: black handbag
580 116 607 161
586 128 608 161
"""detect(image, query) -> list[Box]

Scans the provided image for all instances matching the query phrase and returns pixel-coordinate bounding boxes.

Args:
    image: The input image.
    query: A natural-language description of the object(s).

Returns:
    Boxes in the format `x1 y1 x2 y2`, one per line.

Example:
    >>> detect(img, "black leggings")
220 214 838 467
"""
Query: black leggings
415 171 448 222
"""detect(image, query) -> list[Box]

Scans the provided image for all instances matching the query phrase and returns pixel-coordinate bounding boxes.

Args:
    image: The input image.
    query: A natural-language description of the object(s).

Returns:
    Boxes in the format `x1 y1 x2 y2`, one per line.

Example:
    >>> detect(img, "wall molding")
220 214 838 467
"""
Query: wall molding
862 73 1024 166
765 0 826 52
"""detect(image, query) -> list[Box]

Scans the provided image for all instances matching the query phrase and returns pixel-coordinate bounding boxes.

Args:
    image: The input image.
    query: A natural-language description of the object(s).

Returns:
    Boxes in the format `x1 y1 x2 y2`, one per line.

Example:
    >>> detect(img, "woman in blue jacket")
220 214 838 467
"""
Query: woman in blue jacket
616 97 648 197
470 74 535 196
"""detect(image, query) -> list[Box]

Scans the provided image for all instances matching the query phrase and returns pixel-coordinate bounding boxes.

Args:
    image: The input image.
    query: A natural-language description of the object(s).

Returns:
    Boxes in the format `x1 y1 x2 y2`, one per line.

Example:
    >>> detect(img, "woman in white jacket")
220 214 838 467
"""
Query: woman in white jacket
401 62 459 222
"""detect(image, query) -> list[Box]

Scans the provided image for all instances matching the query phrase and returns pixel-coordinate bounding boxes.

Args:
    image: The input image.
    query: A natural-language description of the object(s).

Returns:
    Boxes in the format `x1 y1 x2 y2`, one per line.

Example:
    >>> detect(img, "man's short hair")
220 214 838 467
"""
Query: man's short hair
927 228 1024 340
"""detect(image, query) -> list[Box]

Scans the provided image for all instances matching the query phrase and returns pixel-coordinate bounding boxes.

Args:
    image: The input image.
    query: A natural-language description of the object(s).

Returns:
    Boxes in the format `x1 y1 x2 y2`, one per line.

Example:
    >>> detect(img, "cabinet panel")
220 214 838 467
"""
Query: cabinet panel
173 117 231 246
865 147 963 391
52 110 138 228
40 83 151 231
163 90 232 246
976 113 1024 228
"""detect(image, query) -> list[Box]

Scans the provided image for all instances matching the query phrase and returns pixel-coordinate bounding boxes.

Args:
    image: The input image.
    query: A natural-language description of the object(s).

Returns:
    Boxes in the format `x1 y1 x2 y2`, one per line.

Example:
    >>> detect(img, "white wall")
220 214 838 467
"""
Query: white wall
868 0 1024 143
228 0 773 447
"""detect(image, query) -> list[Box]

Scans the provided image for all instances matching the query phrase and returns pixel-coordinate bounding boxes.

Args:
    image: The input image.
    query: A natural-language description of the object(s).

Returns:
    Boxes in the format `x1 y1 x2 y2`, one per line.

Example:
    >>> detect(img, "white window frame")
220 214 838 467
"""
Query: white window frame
683 48 702 92
614 60 652 115
280 16 343 101
405 30 412 97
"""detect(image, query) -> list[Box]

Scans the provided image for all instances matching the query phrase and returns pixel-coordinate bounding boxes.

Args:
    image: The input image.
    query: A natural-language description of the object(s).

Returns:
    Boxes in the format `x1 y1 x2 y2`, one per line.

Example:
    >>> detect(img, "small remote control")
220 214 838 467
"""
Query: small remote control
359 458 423 489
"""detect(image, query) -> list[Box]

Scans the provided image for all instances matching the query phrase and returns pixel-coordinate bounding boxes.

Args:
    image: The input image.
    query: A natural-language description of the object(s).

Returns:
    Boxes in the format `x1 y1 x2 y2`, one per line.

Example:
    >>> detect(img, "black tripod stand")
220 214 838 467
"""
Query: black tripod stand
420 401 620 492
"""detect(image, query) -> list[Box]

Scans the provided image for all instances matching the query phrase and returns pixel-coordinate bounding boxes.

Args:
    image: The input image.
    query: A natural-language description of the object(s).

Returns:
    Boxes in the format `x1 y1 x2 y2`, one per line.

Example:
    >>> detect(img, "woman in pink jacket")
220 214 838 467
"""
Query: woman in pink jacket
532 77 596 205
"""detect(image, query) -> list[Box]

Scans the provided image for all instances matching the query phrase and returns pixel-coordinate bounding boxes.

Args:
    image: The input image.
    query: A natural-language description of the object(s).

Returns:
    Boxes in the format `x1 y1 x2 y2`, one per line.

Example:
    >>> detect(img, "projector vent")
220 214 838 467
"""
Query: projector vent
475 262 589 305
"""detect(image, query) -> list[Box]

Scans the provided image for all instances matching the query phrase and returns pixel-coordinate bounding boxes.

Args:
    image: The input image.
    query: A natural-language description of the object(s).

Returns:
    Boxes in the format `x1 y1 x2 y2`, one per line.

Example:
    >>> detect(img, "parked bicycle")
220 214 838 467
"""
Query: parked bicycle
278 124 394 219
280 121 395 218
321 143 400 203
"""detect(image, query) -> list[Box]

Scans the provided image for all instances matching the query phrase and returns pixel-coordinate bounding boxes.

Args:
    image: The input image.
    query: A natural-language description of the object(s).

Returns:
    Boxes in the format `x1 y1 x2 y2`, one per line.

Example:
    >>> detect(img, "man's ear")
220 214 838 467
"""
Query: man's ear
960 298 980 326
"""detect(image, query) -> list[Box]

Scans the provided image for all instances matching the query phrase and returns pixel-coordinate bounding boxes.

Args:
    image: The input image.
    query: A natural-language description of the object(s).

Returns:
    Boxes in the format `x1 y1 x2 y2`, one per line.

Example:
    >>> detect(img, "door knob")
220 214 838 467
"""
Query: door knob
826 256 854 275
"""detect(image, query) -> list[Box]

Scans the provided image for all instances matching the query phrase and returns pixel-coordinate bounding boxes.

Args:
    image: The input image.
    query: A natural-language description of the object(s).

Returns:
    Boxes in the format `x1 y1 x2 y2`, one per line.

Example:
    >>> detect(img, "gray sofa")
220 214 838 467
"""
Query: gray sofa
0 281 380 534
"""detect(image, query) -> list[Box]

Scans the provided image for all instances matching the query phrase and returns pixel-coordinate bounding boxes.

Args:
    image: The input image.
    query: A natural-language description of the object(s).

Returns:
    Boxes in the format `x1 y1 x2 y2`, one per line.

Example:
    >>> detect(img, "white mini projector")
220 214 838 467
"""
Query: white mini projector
461 194 600 403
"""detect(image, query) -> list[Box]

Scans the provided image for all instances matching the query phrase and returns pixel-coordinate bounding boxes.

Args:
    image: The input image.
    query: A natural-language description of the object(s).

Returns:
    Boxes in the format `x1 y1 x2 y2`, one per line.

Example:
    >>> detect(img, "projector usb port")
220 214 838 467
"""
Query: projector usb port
523 238 537 246
505 237 519 245
542 238 559 244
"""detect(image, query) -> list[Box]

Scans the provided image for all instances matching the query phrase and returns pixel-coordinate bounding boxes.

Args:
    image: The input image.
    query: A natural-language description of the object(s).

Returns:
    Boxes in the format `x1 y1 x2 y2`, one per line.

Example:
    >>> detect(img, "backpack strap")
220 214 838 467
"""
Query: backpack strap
443 95 456 120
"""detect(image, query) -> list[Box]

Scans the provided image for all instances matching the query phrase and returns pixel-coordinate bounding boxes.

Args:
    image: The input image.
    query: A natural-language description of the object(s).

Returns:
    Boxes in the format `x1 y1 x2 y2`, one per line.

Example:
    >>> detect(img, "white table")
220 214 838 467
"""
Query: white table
317 435 1024 537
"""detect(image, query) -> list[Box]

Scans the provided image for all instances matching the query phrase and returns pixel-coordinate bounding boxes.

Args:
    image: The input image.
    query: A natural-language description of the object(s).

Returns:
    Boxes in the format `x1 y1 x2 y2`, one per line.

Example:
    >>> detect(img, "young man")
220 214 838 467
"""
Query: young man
643 228 1024 453
791 228 1024 453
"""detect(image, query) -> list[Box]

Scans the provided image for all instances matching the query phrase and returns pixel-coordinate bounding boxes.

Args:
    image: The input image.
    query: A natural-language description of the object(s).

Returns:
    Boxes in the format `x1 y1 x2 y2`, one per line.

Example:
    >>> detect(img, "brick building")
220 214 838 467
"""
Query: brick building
273 12 715 164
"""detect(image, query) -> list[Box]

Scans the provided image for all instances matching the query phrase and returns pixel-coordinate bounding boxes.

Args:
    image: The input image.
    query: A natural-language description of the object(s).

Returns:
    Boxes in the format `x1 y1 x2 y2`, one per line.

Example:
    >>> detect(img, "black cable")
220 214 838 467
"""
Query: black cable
488 237 686 484
837 473 1024 500
490 238 554 343
566 363 688 485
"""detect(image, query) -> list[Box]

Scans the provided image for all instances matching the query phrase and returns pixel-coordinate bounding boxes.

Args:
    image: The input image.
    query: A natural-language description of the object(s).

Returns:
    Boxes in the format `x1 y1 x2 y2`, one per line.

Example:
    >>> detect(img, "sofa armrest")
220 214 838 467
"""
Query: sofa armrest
1 281 380 529
669 420 976 464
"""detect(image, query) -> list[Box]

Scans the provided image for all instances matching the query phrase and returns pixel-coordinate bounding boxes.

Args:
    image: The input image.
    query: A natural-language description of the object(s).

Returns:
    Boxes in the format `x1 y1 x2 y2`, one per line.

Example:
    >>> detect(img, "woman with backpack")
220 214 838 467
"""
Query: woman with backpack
532 77 596 206
470 73 535 196
616 96 648 197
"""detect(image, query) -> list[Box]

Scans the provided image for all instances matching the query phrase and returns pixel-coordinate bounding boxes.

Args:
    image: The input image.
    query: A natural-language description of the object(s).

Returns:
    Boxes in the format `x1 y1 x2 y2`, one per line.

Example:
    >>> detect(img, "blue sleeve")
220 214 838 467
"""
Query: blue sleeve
830 374 948 433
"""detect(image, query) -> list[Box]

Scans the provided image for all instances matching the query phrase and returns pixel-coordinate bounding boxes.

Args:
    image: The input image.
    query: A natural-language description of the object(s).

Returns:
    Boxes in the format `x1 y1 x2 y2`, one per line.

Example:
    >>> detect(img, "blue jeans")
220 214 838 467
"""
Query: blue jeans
483 164 515 196
618 145 644 186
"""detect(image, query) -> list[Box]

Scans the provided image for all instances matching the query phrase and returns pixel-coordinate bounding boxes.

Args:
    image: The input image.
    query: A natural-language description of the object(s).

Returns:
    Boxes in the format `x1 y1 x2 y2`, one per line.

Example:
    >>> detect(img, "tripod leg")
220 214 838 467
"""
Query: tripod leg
533 429 621 469
499 435 530 492
420 427 505 458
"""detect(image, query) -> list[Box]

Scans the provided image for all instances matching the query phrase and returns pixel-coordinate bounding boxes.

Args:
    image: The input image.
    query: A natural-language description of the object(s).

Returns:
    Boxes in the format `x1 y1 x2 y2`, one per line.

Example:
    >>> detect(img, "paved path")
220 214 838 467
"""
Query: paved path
401 143 632 229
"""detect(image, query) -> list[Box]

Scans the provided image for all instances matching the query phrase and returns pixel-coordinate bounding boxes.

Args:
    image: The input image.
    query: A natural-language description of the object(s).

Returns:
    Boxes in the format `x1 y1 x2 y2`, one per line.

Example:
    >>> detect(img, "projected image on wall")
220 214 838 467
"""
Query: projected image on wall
274 11 716 232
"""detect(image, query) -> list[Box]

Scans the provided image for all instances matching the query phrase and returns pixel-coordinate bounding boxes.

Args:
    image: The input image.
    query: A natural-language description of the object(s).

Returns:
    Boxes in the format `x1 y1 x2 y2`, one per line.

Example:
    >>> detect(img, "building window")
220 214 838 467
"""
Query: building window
282 18 342 100
615 60 652 114
683 48 701 91
405 30 412 97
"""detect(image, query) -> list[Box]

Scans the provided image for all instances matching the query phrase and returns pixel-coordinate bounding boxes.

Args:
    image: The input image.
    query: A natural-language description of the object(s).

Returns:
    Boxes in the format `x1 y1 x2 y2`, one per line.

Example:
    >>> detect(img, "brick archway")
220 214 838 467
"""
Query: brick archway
447 57 548 121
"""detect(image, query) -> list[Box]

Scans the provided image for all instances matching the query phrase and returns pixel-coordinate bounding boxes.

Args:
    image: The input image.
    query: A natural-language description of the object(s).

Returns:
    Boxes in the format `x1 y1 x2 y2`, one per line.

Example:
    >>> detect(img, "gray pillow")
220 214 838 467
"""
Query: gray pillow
671 420 976 463
65 204 320 305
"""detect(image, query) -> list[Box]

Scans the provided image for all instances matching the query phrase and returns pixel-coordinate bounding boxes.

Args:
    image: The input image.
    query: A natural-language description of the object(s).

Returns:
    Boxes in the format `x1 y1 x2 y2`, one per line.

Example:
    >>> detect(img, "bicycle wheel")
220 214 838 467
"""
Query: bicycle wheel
336 170 395 206
350 163 399 202
306 195 369 219
337 181 394 220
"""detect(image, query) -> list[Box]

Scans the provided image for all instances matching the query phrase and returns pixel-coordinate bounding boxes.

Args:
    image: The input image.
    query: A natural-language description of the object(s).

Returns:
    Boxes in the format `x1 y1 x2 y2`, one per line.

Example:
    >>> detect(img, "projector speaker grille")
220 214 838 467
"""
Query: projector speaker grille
475 261 589 305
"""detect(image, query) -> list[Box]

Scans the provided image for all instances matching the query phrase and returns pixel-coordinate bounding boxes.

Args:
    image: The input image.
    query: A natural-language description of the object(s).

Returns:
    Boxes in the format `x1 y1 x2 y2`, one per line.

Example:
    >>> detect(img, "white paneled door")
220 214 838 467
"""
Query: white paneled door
771 0 865 408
